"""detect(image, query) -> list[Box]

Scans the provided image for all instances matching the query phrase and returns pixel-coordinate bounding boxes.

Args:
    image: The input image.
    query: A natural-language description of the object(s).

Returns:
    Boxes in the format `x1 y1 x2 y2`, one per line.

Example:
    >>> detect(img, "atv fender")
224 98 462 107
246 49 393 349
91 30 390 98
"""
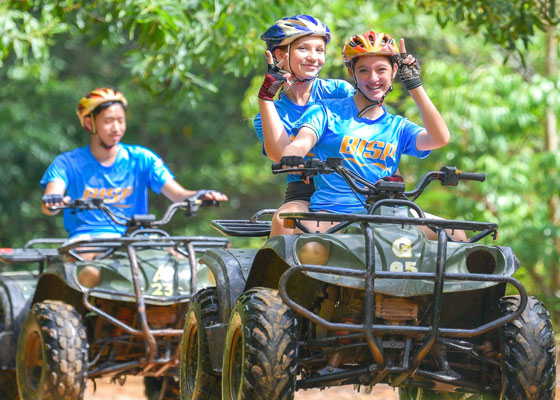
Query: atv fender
497 246 519 276
199 248 257 323
244 235 298 288
0 275 32 369
31 273 85 315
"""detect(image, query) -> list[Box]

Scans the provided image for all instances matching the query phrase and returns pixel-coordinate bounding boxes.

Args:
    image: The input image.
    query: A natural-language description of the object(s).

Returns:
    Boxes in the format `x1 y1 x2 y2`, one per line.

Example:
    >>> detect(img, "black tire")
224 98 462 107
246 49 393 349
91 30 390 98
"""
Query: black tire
499 295 556 400
16 300 88 400
222 287 297 400
144 376 180 400
180 287 221 400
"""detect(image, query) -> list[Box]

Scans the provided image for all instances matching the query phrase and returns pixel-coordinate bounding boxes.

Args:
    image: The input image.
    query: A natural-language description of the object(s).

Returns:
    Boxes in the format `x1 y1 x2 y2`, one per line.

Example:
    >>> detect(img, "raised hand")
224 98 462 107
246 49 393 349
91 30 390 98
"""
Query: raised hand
258 51 293 101
390 38 422 91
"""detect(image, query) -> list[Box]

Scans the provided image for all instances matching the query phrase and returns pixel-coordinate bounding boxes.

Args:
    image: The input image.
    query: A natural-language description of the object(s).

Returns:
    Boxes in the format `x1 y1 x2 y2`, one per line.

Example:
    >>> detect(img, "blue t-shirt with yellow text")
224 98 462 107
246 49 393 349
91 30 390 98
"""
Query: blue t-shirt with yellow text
40 144 174 238
254 78 355 183
294 97 429 213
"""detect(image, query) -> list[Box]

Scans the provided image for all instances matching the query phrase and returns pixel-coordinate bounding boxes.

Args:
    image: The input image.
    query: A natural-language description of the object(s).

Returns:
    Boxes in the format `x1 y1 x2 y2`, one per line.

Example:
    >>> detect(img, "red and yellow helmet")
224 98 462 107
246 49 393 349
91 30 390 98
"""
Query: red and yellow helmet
76 87 128 128
342 30 399 65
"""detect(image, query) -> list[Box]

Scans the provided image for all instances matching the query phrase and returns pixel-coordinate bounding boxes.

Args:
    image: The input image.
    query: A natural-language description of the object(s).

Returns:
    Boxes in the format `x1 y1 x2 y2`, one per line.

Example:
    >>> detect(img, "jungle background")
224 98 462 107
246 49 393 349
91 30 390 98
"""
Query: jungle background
1 0 559 328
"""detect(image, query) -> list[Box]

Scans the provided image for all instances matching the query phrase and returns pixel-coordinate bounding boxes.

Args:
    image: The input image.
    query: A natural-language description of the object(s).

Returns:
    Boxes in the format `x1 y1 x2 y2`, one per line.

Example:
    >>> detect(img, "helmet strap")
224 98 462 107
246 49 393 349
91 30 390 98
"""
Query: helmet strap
90 115 97 135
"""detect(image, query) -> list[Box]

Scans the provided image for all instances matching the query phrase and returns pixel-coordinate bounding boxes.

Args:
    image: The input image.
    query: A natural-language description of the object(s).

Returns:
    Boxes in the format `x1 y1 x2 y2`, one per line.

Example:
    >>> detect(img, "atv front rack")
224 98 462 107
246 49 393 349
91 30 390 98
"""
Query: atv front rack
280 206 498 242
63 235 229 378
276 210 526 390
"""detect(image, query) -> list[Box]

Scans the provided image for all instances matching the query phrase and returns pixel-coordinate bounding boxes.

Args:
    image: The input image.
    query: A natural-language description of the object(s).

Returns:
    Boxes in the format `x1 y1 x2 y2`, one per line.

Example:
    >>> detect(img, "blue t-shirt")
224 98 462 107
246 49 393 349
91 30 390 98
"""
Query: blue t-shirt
40 144 174 238
294 97 430 214
254 78 355 183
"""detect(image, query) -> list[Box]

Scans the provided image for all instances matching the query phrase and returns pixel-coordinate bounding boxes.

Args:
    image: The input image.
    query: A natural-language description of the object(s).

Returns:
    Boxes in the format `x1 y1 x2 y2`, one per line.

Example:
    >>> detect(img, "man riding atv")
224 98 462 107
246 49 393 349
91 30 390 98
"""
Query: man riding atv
0 88 231 400
40 86 228 242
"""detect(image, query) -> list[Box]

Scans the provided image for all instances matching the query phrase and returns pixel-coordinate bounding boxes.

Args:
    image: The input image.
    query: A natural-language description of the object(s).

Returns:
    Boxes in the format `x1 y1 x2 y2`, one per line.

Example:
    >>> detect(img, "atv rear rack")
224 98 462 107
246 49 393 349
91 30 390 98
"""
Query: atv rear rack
0 239 65 273
211 209 275 237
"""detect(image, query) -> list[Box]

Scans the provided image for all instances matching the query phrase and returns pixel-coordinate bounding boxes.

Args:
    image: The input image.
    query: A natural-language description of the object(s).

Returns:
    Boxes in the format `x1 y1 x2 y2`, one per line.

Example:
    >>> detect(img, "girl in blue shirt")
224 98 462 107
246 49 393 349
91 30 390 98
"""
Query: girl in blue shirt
280 30 464 240
254 15 355 236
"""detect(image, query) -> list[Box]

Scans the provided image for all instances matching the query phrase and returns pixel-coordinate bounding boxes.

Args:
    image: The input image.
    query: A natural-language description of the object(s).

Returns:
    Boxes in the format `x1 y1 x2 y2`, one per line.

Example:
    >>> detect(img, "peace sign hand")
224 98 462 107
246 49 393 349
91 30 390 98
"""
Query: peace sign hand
258 51 293 101
390 38 422 91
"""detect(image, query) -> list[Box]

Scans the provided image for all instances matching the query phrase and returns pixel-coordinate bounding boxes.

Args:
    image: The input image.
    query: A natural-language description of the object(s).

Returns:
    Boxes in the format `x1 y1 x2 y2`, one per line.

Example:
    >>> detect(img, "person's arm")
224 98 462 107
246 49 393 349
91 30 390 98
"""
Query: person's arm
258 51 292 162
280 127 318 160
391 38 450 151
41 181 68 215
410 86 450 151
259 100 292 161
160 180 228 203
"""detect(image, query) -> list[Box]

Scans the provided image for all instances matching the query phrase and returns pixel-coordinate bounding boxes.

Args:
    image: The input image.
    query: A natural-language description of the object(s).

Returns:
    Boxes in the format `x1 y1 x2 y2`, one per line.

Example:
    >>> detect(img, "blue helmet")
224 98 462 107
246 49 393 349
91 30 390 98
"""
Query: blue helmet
260 15 331 52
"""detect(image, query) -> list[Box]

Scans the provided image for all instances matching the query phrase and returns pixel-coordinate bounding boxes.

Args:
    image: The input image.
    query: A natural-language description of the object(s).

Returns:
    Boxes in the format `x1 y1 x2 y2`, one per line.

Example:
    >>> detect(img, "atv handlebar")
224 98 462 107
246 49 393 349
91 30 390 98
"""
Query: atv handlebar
272 158 485 203
457 172 485 182
49 198 218 231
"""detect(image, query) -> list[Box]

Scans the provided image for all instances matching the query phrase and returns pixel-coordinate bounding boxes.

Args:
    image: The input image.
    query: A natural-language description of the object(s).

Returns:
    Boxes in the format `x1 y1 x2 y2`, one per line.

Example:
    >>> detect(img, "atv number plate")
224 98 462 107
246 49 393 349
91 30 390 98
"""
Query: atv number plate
150 265 175 296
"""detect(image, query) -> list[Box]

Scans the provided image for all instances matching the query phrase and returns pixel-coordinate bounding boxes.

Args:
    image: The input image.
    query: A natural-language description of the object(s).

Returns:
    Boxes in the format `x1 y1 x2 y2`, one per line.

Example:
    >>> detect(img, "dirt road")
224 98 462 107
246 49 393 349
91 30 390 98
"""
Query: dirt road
85 376 399 399
85 370 560 399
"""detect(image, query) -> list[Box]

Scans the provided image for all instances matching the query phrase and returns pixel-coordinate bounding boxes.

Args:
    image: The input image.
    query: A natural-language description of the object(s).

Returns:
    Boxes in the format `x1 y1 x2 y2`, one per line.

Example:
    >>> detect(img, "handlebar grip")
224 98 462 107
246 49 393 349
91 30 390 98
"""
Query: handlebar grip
271 162 282 172
459 172 485 182
201 199 219 207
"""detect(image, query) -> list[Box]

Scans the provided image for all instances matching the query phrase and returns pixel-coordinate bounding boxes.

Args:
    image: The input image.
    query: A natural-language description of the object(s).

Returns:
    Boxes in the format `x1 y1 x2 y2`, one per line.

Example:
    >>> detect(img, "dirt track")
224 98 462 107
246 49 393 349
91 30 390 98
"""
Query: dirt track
85 376 399 399
85 369 560 399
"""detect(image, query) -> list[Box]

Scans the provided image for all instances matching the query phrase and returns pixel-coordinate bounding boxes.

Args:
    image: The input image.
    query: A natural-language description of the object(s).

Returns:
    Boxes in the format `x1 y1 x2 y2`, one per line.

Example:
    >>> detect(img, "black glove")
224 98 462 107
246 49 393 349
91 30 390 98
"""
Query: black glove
258 64 288 101
42 194 64 207
280 156 305 168
396 53 422 91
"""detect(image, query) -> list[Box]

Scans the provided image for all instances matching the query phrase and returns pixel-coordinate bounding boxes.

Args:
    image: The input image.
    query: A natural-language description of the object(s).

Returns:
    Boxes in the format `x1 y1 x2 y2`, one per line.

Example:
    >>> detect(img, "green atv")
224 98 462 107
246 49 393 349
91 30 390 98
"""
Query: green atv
180 158 555 399
0 198 229 400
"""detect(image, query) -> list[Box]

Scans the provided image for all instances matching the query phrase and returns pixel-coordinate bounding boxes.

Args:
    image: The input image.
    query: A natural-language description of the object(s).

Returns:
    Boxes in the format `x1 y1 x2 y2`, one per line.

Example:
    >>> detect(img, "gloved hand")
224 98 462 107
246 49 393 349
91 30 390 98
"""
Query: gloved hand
191 189 227 201
42 194 64 207
380 174 404 183
258 64 289 101
280 155 305 169
390 38 422 91
397 53 422 91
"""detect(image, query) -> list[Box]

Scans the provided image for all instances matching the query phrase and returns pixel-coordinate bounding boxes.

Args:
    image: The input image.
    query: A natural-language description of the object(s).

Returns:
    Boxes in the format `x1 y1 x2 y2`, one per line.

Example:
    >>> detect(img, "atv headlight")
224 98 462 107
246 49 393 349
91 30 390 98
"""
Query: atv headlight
466 249 496 274
296 240 330 266
77 265 102 288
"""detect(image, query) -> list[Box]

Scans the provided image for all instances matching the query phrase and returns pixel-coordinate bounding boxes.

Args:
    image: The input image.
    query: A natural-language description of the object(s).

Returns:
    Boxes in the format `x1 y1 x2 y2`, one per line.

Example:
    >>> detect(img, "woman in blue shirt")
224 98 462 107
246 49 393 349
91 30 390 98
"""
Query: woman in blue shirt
279 30 464 240
254 15 355 235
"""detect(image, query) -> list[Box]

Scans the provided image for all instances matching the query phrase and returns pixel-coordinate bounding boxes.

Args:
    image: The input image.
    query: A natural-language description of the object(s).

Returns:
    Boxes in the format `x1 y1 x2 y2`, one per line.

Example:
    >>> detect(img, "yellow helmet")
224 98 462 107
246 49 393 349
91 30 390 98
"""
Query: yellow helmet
76 87 128 128
342 30 399 66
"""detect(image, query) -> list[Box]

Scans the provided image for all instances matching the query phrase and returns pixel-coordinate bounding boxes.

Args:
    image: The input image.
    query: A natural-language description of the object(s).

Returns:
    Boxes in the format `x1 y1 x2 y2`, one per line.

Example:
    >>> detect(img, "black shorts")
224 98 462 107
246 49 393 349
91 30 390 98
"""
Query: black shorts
284 179 315 203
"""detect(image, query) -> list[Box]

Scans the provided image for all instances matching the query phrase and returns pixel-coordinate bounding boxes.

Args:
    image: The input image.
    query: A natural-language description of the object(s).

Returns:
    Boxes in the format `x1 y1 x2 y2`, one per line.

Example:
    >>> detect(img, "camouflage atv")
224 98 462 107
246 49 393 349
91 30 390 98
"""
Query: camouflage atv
0 198 229 400
180 158 556 400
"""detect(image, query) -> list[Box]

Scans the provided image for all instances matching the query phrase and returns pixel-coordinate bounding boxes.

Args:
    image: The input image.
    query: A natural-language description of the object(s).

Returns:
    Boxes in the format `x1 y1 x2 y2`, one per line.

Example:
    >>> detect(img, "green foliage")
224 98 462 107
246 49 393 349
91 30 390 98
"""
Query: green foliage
3 0 308 100
1 0 559 326
0 3 67 68
402 0 558 50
